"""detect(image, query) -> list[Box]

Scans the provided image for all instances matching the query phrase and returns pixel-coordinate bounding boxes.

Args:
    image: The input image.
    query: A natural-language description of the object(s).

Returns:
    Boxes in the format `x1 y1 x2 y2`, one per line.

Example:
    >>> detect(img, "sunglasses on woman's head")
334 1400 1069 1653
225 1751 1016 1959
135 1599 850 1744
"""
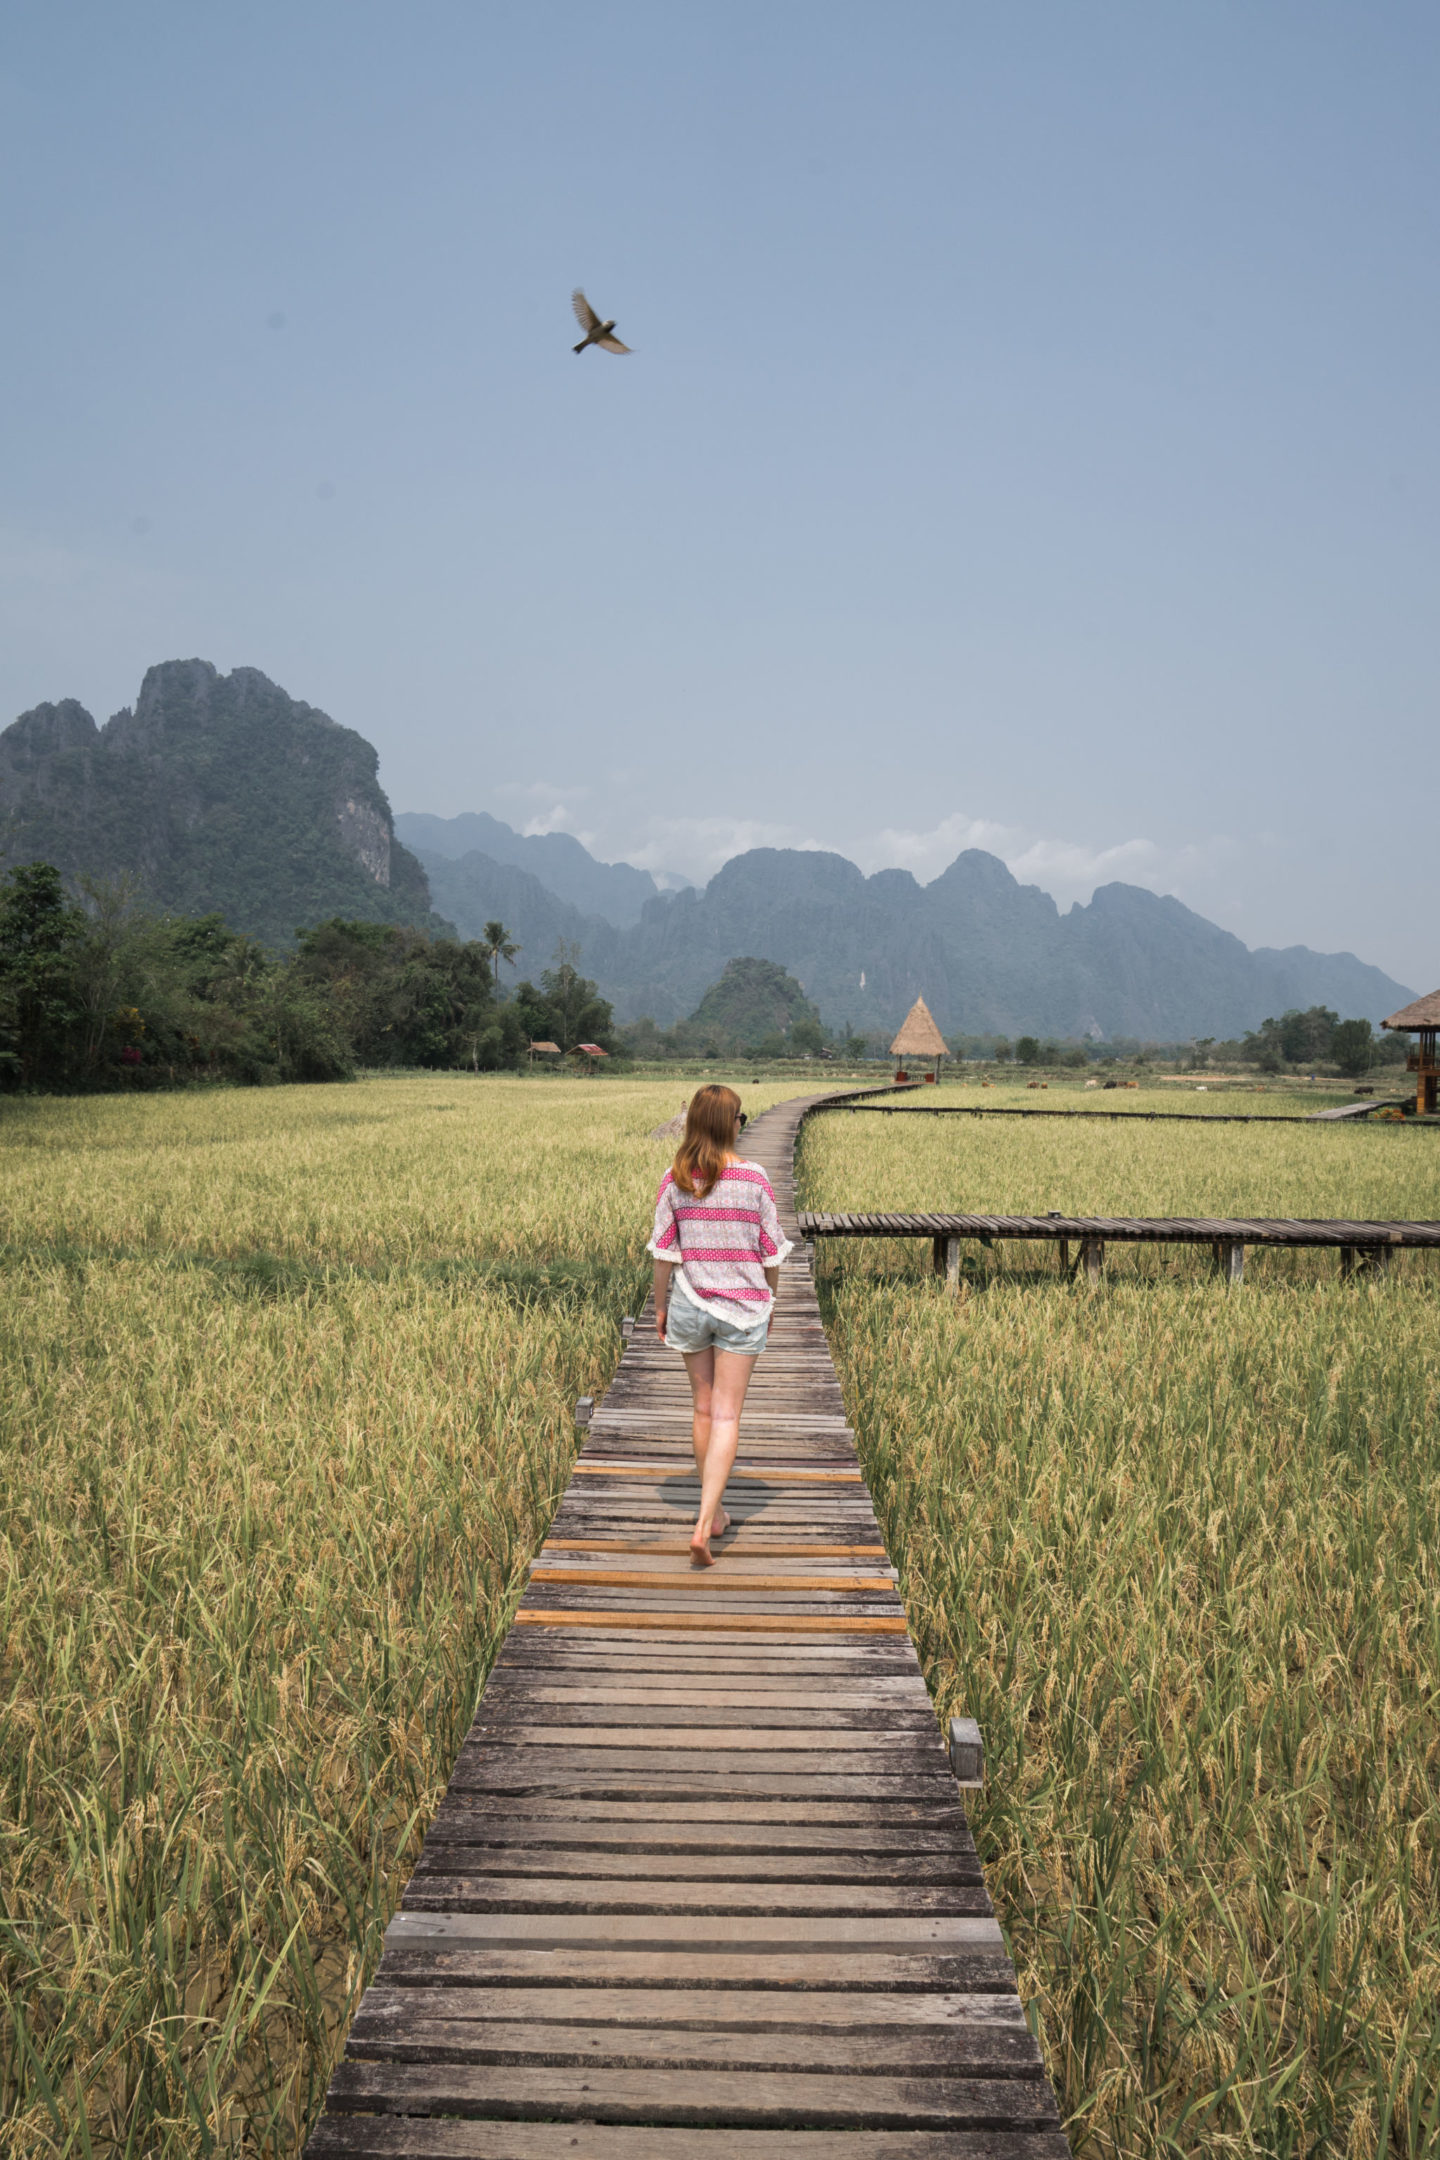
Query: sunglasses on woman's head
738 1111 748 1128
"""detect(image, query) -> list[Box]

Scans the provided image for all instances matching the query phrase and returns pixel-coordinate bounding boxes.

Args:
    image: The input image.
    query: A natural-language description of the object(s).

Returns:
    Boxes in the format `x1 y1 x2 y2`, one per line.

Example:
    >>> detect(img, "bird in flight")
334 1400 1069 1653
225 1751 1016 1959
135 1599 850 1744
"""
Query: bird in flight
572 290 631 355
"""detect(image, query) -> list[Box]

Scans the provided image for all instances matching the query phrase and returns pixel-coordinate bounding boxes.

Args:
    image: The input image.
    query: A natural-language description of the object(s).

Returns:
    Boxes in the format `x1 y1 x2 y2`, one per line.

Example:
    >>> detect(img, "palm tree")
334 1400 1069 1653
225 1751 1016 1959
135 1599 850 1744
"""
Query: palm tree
480 920 519 992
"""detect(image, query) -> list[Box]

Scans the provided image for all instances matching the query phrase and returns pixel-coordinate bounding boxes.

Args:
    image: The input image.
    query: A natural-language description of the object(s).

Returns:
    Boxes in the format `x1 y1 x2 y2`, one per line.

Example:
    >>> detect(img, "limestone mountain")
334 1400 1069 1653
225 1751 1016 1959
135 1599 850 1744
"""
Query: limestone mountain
0 661 447 947
685 958 825 1049
592 847 1412 1038
395 810 672 927
413 848 625 989
2 659 1411 1035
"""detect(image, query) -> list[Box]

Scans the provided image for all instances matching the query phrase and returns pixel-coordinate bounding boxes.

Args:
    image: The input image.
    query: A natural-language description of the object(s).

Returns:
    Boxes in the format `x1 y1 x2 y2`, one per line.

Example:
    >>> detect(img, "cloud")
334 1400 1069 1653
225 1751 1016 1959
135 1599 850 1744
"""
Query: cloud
612 814 832 885
518 804 601 852
496 787 1245 919
850 808 1239 913
853 812 1022 881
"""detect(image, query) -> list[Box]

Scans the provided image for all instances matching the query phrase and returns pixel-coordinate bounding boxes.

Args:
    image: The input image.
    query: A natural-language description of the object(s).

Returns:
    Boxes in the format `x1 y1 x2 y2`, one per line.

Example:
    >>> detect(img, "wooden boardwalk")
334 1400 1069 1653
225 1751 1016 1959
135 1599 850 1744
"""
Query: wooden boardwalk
809 1101 1410 1126
799 1208 1440 1285
306 1089 1067 2159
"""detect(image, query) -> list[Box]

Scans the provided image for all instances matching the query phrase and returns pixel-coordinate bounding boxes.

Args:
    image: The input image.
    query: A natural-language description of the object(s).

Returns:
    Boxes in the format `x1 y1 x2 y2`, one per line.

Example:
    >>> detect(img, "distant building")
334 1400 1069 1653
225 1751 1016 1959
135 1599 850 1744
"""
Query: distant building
1382 993 1440 1115
890 997 948 1083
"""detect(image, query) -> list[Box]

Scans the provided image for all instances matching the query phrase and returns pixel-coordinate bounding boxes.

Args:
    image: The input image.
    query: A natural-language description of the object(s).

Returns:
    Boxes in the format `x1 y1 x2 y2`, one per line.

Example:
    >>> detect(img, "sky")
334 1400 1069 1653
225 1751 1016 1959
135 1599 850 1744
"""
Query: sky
2 2 1436 987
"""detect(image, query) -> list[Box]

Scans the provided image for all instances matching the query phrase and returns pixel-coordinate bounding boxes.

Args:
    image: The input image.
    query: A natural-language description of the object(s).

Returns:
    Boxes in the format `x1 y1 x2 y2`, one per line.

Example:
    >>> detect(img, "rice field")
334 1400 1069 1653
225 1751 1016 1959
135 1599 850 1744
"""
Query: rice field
6 1073 1436 2157
801 1103 1440 2158
0 1074 811 2157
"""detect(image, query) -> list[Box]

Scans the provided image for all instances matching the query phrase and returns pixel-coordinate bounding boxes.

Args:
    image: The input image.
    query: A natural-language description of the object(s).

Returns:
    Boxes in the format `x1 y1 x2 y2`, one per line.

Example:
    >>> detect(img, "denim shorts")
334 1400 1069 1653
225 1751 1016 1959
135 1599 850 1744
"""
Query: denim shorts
664 1277 771 1355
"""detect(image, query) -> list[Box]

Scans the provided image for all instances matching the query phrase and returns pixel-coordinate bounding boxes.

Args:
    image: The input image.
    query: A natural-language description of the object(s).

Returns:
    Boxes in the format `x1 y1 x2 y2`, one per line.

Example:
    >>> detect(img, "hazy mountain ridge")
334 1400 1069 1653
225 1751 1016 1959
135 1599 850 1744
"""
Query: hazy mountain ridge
418 831 1412 1038
394 810 669 927
1 663 1412 1036
0 662 447 948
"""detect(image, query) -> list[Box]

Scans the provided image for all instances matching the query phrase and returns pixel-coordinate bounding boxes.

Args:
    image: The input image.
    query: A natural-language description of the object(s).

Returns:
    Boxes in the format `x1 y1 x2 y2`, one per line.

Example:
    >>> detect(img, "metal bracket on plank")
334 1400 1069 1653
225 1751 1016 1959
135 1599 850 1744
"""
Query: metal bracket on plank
574 1396 594 1427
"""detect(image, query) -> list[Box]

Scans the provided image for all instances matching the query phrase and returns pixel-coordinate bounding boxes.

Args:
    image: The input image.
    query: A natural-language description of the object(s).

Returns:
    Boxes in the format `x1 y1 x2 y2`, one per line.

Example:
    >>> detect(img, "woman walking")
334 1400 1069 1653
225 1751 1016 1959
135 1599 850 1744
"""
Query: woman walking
648 1085 792 1565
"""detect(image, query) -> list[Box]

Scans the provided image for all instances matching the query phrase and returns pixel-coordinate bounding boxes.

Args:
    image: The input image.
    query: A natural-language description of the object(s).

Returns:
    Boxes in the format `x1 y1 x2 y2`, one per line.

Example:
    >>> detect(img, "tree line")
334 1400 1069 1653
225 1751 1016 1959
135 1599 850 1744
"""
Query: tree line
0 864 615 1090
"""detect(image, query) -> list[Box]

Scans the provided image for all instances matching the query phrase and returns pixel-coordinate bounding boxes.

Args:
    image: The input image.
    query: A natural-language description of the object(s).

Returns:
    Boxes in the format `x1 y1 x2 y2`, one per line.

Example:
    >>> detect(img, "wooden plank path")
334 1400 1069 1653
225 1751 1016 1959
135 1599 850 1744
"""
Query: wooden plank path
798 1208 1440 1286
307 1089 1068 2160
809 1100 1415 1125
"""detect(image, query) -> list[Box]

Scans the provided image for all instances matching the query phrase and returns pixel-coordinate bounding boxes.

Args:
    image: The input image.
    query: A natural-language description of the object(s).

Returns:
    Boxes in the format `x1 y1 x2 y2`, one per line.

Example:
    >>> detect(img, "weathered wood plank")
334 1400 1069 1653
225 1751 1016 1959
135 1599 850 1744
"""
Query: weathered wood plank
343 2012 1039 2074
307 2118 1074 2158
411 1850 984 1884
353 1983 1027 2029
323 2059 1059 2129
372 1945 1024 1991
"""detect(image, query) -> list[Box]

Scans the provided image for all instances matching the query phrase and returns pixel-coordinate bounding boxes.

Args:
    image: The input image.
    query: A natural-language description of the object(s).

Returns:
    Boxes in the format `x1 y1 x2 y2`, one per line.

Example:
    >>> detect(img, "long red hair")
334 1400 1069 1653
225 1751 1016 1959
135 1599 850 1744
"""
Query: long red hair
673 1084 742 1199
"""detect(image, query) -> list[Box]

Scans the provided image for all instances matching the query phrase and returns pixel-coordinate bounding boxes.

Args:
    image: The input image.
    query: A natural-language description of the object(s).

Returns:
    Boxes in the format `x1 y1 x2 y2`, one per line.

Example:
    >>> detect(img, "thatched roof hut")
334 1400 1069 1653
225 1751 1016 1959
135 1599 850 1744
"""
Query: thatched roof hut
890 997 948 1062
1382 990 1440 1115
1382 992 1440 1031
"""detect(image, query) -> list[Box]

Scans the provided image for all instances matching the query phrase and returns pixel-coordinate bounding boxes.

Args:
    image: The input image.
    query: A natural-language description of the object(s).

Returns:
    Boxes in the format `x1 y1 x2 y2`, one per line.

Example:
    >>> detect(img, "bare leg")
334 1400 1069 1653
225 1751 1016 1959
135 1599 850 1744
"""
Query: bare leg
689 1349 759 1564
681 1348 731 1539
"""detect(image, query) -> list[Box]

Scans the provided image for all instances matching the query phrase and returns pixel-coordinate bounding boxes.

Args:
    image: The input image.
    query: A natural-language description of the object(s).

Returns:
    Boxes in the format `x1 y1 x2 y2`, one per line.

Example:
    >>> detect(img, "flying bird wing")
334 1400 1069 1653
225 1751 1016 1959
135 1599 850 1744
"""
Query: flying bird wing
597 334 632 354
572 289 601 333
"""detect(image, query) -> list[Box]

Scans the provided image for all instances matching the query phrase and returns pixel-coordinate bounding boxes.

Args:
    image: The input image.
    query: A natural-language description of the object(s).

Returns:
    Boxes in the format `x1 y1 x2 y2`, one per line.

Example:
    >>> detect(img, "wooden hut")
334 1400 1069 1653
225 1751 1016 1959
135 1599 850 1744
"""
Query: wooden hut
528 1039 562 1066
890 996 948 1084
1382 991 1440 1114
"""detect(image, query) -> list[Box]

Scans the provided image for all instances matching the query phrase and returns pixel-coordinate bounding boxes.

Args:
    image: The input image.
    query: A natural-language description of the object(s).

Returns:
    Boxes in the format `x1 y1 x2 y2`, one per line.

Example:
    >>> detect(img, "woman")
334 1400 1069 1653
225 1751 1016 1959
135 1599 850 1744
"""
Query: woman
648 1085 792 1565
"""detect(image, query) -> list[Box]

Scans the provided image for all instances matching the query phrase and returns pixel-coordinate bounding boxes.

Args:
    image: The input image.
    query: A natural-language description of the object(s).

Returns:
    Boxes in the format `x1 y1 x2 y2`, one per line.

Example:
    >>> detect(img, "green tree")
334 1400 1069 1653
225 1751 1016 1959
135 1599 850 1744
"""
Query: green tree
294 919 510 1069
1015 1035 1040 1066
1280 1006 1338 1064
790 1015 826 1056
516 943 615 1054
1331 1018 1375 1077
480 918 520 992
1243 1018 1287 1073
0 862 86 1087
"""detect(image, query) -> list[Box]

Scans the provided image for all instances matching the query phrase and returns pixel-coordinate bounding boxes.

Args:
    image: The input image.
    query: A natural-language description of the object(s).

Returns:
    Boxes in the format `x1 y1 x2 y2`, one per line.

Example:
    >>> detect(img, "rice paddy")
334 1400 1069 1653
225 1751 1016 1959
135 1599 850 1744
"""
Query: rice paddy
801 1098 1440 2157
0 1075 809 2157
3 1072 1436 2156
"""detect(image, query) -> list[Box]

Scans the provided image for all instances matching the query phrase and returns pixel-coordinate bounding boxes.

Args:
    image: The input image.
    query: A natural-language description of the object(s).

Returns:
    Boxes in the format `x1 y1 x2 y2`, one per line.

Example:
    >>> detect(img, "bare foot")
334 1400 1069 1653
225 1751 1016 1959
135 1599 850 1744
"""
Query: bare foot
710 1510 731 1537
689 1529 715 1568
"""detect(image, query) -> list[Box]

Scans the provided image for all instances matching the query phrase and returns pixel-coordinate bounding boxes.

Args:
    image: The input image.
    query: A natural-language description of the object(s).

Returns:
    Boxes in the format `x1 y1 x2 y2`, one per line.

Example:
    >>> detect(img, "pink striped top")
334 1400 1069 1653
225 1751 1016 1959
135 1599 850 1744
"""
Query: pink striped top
648 1159 794 1321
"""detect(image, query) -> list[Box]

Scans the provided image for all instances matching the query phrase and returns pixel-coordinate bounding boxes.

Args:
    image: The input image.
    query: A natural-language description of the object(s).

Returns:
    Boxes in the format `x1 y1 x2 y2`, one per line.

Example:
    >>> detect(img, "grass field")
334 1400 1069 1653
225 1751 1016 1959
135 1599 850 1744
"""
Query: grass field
5 1072 1435 2156
801 1101 1440 2157
0 1074 812 2157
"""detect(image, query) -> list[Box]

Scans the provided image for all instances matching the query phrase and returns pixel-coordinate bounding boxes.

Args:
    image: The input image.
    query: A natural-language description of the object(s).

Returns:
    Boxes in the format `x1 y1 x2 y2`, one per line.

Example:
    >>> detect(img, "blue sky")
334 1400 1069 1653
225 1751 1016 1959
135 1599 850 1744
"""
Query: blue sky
2 2 1436 985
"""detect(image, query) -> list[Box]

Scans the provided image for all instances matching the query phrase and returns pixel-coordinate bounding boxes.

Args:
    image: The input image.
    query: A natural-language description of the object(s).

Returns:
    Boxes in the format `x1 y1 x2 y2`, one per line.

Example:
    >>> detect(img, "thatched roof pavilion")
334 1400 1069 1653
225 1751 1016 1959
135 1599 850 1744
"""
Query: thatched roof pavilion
1382 991 1440 1032
890 997 948 1079
1382 991 1440 1114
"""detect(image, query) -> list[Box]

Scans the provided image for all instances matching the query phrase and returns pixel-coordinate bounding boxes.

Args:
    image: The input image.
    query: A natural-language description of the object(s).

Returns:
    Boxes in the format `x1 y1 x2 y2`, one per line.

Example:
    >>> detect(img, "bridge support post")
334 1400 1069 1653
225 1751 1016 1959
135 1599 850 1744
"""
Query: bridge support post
1213 1240 1245 1285
1342 1244 1389 1280
932 1236 962 1288
1080 1237 1105 1283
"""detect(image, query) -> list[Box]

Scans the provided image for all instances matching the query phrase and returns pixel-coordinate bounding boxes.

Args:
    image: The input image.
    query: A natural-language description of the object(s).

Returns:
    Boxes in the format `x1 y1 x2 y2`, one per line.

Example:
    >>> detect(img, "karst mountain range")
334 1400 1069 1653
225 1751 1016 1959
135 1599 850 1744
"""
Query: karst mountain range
0 661 1411 1039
